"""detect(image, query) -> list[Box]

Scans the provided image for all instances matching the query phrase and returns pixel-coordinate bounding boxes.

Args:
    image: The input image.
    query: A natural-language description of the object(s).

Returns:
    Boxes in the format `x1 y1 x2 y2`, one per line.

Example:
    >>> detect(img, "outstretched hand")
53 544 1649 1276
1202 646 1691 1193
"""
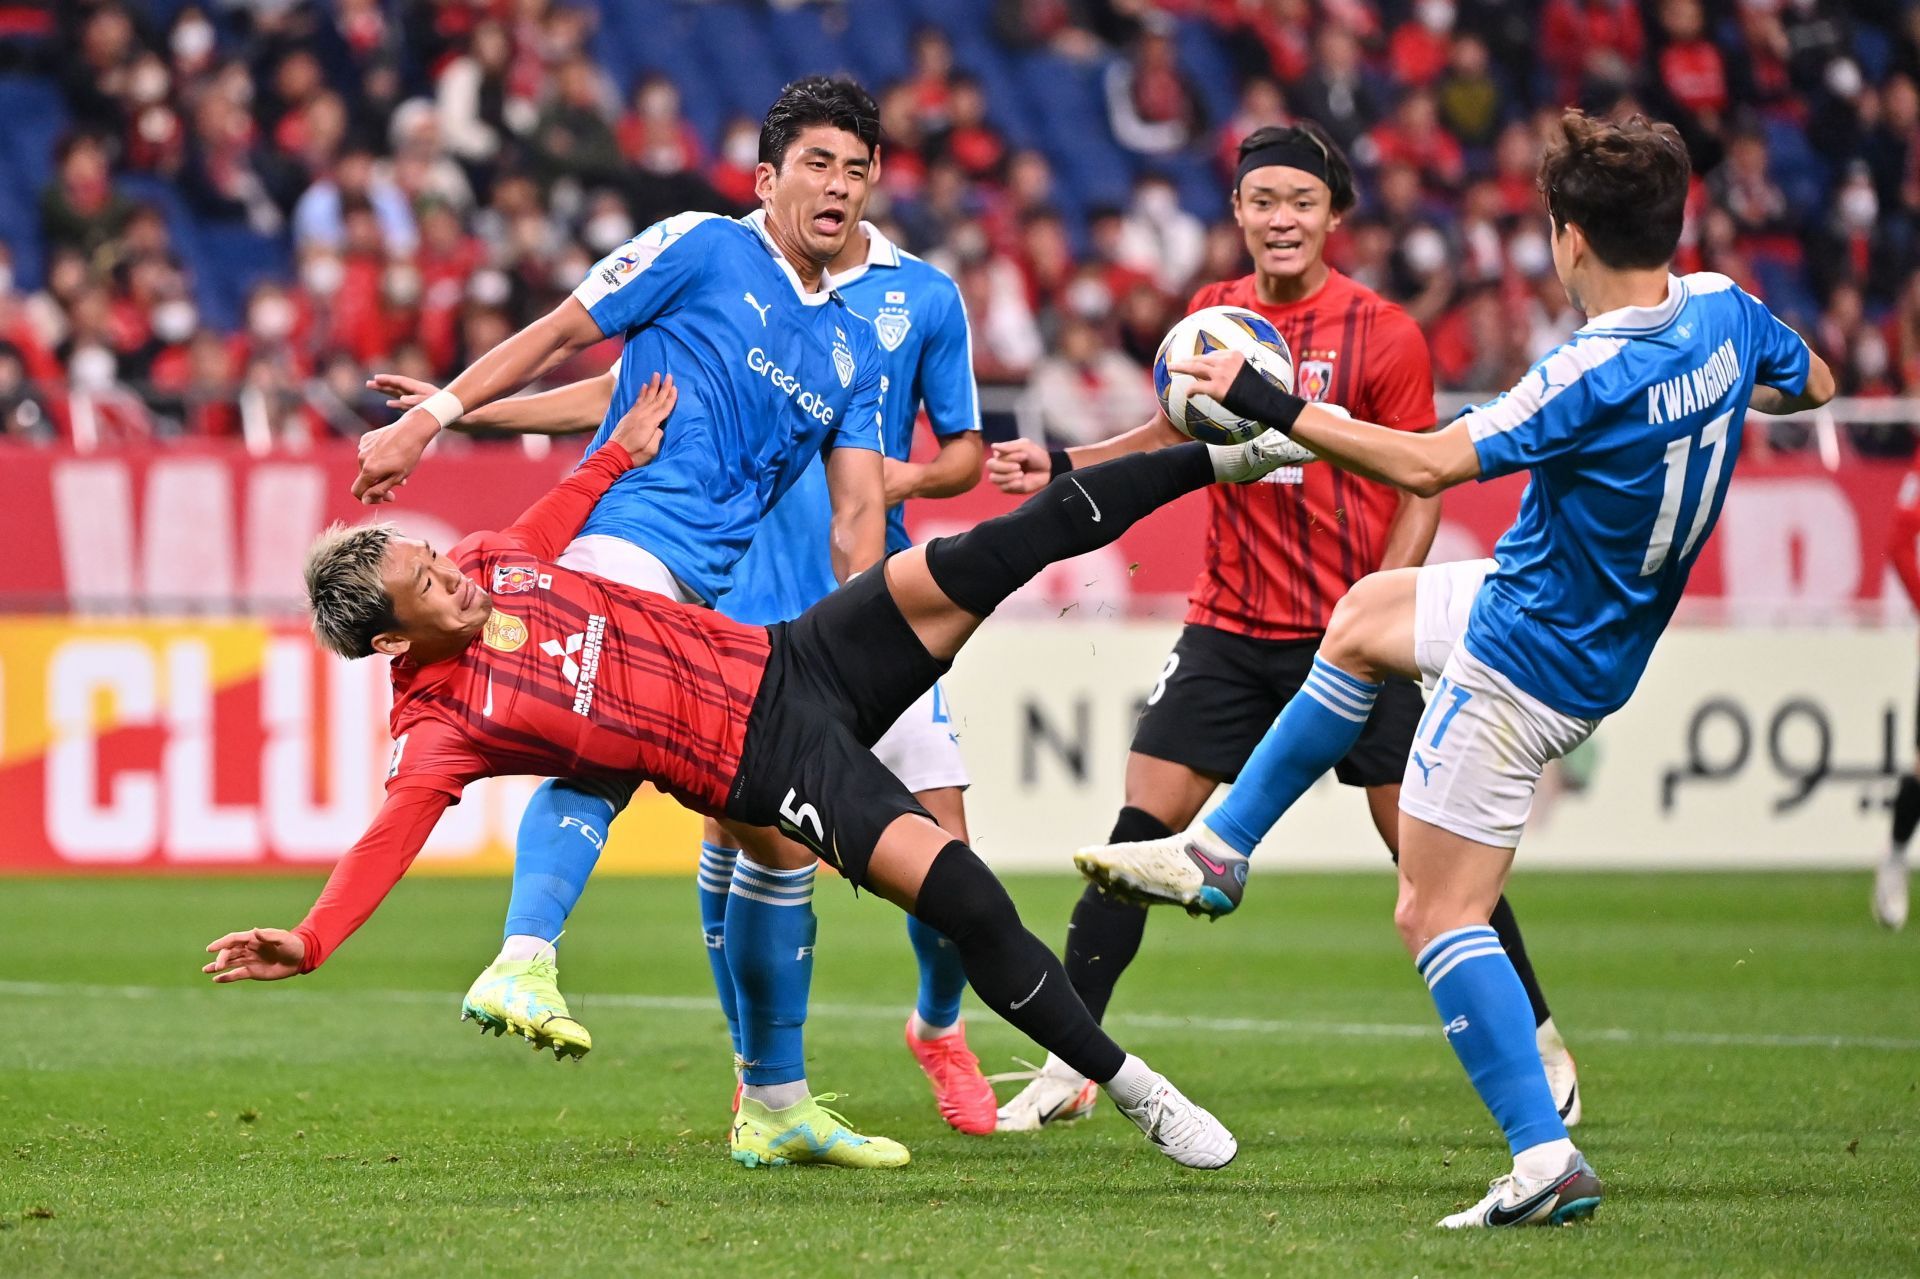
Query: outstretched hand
986 438 1050 495
1166 349 1247 405
204 928 306 983
612 372 675 466
366 372 438 412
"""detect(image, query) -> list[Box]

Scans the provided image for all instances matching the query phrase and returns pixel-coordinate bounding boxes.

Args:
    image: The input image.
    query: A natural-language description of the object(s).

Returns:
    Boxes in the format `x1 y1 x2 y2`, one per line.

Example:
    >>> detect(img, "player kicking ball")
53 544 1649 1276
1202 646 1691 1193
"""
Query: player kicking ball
1077 111 1834 1224
204 370 1312 1171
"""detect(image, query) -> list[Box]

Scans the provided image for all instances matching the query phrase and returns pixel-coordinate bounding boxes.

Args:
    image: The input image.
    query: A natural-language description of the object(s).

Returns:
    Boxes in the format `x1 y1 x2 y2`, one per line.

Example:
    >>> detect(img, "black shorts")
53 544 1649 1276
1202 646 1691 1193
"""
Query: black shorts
1130 623 1423 788
725 565 950 887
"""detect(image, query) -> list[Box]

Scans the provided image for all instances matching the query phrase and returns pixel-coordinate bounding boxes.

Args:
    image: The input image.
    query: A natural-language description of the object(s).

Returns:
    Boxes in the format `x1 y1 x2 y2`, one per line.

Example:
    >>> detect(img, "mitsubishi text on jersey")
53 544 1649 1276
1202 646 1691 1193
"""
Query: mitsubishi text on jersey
717 224 979 625
568 209 884 603
1461 272 1812 718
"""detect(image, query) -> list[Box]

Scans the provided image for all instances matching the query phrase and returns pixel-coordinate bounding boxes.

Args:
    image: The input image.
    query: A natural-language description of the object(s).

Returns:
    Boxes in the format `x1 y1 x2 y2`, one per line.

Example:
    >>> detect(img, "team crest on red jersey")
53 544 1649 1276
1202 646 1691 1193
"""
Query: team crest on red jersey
492 563 539 595
1299 358 1335 402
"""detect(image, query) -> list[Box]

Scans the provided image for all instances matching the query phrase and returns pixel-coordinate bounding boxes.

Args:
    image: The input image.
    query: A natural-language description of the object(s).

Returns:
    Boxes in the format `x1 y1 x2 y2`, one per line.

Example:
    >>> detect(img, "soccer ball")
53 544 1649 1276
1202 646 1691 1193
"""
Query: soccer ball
1153 306 1295 444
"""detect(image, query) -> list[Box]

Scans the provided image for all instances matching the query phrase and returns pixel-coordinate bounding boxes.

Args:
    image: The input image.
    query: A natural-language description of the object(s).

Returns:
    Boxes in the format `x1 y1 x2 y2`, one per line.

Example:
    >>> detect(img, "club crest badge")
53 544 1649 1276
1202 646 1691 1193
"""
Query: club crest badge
874 309 912 352
483 610 527 653
1300 359 1335 403
492 563 539 595
832 329 855 387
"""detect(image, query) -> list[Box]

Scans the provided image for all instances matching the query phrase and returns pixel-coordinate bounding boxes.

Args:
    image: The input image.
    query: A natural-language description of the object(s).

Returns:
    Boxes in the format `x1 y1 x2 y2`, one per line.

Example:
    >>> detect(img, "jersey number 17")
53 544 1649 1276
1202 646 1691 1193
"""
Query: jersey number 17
1640 406 1734 577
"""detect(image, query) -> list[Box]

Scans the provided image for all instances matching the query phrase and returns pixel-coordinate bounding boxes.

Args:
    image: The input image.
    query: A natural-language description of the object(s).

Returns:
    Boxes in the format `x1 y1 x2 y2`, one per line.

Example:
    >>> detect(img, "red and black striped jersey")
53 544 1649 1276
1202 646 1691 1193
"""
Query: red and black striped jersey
1184 271 1437 639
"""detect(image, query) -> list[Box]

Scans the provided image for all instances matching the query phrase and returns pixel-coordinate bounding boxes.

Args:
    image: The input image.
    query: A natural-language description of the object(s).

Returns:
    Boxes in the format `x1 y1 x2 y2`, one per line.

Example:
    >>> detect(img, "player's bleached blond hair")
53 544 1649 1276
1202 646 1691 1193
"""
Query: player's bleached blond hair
304 521 400 659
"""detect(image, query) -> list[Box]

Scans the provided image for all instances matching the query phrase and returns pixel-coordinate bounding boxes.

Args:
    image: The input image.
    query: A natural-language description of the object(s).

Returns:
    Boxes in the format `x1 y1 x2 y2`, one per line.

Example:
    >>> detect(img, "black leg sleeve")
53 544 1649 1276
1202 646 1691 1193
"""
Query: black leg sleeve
1064 806 1170 1022
1489 894 1552 1028
924 444 1217 617
1894 773 1920 849
913 841 1127 1083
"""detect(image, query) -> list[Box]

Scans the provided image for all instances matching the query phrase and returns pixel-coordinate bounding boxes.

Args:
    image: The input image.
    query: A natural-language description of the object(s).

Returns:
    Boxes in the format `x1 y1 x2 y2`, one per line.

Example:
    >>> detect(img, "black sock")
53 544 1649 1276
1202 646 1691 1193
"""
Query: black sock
925 444 1216 617
1489 894 1552 1028
913 841 1126 1083
1894 774 1920 852
1064 807 1170 1022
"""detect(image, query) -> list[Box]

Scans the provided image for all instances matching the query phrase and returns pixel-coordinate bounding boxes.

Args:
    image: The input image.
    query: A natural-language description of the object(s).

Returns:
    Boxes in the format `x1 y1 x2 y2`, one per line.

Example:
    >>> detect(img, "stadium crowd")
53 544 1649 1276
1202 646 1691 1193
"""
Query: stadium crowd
0 0 1914 455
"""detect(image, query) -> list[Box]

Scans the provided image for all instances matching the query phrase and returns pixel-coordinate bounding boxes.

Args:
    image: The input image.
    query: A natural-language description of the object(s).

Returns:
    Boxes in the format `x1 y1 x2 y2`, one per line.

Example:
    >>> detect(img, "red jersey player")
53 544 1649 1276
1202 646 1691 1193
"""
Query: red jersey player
987 122 1581 1131
1877 470 1920 929
203 370 1327 1170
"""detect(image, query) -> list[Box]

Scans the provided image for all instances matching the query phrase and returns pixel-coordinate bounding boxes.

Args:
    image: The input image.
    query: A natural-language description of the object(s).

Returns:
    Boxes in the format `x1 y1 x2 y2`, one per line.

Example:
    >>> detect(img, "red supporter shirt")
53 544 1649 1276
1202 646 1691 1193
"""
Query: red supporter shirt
292 444 771 971
1891 467 1920 613
1184 270 1437 640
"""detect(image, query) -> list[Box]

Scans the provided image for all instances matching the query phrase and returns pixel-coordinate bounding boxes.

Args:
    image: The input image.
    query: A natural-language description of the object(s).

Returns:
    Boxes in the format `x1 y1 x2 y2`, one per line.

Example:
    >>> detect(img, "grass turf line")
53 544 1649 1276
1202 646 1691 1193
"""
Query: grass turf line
0 872 1915 1277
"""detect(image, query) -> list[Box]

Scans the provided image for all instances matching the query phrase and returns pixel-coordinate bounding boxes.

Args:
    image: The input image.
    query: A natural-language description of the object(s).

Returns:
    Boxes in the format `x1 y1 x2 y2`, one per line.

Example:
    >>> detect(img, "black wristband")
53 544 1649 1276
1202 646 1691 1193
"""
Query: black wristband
1047 448 1073 481
1221 364 1308 435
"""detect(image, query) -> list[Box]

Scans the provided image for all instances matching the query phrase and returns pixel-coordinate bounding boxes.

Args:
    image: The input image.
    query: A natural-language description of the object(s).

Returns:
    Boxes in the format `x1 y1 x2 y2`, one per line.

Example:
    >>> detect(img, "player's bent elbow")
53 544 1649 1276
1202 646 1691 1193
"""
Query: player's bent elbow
1804 356 1838 408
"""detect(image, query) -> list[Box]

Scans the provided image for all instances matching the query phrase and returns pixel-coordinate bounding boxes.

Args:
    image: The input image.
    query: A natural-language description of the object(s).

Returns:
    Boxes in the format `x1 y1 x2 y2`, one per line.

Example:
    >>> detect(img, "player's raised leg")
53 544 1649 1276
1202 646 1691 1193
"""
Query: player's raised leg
459 776 618 1057
1076 569 1418 916
1875 765 1918 930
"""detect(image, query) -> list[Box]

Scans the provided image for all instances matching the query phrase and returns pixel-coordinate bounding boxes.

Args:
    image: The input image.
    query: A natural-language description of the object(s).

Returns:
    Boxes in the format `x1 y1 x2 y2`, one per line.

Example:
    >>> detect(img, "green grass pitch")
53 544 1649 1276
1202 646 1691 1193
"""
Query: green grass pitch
1 871 1916 1276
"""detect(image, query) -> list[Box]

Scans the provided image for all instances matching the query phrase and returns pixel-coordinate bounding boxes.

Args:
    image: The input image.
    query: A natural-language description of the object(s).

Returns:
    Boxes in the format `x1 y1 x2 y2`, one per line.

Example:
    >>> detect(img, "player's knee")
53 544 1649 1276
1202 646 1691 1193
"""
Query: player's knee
1322 575 1394 680
914 841 1020 946
1391 884 1433 957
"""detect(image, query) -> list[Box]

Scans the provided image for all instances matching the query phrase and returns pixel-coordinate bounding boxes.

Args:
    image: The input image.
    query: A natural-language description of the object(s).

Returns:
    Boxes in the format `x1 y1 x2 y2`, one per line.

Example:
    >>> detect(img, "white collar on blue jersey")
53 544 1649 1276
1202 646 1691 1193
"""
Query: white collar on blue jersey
740 208 835 307
827 222 903 288
1577 274 1686 336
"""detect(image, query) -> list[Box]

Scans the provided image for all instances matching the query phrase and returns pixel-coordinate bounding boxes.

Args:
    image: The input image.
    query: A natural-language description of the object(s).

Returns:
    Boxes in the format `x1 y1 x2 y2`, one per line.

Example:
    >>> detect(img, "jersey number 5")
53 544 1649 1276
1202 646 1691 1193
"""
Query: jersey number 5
1641 407 1734 576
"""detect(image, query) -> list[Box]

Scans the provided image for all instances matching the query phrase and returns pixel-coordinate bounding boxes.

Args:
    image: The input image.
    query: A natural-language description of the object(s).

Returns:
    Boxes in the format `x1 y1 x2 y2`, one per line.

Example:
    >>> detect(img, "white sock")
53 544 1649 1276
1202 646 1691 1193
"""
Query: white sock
1102 1053 1157 1108
743 1081 810 1110
1535 1015 1567 1057
1513 1137 1579 1182
909 1011 961 1041
498 934 556 963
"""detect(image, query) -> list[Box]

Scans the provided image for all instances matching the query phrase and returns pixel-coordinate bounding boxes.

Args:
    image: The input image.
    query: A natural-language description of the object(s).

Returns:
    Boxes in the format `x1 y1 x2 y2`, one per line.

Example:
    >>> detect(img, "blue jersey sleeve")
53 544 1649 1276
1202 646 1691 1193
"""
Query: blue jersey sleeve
569 212 719 338
918 285 981 439
1464 334 1630 480
1741 289 1812 396
826 322 885 454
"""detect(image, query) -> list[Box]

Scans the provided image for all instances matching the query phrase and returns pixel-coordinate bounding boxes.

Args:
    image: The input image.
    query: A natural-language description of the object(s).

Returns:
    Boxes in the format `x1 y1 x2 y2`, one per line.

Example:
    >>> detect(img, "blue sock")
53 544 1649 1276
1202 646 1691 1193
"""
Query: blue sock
1417 925 1568 1156
1206 655 1381 856
726 854 816 1086
503 779 617 941
906 915 967 1028
697 842 742 1057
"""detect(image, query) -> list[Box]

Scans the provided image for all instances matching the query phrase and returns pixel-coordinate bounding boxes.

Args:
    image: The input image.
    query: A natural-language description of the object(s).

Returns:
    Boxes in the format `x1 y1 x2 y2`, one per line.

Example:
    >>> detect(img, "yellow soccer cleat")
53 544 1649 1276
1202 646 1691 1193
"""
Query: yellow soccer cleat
729 1094 910 1169
460 956 592 1060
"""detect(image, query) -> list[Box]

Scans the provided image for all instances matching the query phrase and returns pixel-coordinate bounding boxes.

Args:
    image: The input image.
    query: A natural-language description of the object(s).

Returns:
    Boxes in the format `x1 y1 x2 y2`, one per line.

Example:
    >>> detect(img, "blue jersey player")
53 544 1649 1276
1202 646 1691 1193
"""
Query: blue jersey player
352 79 919 1167
1077 111 1836 1225
710 216 994 1133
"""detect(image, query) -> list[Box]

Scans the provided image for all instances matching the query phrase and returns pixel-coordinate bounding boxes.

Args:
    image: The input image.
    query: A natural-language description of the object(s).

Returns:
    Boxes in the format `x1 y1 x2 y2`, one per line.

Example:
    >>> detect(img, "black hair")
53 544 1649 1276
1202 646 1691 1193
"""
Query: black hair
758 76 881 167
1234 121 1357 214
1538 109 1690 269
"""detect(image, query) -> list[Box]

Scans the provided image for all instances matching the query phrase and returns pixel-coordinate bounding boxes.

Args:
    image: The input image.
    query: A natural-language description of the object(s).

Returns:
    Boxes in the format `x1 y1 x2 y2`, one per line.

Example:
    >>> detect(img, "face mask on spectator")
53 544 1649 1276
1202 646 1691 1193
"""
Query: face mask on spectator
725 133 758 168
1856 329 1889 380
1417 0 1456 32
1066 277 1112 318
249 296 296 342
1826 58 1863 100
172 16 215 65
1403 226 1448 278
301 254 344 297
469 269 512 308
70 344 117 393
1510 231 1552 278
585 211 634 254
1840 181 1878 232
384 264 422 306
153 300 197 344
132 59 171 105
1136 184 1178 218
552 253 591 291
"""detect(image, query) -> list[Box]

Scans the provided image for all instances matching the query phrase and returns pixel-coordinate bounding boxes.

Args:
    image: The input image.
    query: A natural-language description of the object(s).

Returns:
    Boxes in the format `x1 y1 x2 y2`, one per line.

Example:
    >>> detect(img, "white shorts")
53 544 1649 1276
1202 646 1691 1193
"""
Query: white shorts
871 681 971 796
556 534 701 605
1398 558 1598 848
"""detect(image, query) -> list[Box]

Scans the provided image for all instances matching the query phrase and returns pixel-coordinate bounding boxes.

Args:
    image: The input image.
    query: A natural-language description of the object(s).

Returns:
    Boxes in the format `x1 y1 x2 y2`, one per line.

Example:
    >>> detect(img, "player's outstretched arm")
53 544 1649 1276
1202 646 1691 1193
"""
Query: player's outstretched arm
353 297 608 505
827 444 886 582
497 374 676 559
986 413 1187 495
1171 350 1479 497
1748 351 1836 416
204 787 452 982
884 432 984 506
368 370 618 436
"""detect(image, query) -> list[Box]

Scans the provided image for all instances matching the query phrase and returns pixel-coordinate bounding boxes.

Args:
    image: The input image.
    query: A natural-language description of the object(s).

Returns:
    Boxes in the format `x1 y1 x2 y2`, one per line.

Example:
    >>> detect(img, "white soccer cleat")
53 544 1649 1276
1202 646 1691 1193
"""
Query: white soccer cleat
1211 428 1316 483
1873 852 1909 931
993 1055 1098 1132
1537 1017 1582 1128
1438 1153 1604 1228
1075 823 1249 919
1114 1072 1238 1170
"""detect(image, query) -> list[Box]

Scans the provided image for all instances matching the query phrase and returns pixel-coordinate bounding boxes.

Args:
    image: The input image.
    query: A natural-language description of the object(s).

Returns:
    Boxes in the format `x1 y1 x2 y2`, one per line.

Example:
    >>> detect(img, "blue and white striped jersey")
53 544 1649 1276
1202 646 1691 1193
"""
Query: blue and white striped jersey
717 223 979 626
1462 272 1811 717
567 209 883 605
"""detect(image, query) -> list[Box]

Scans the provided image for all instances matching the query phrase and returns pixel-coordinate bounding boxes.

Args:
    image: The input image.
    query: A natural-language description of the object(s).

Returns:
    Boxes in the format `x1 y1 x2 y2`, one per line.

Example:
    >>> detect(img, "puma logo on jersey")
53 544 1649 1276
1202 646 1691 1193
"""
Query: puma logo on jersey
743 291 771 325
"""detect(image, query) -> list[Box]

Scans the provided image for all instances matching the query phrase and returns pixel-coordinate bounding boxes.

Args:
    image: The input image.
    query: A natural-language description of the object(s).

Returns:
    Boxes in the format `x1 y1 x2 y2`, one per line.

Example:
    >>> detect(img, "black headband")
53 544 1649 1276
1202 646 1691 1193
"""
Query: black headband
1235 138 1332 191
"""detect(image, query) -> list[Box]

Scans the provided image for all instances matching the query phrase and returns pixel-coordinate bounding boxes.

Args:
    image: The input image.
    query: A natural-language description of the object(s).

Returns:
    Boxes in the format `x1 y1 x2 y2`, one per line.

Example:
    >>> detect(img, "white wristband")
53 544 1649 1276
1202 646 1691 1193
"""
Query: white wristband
418 389 465 428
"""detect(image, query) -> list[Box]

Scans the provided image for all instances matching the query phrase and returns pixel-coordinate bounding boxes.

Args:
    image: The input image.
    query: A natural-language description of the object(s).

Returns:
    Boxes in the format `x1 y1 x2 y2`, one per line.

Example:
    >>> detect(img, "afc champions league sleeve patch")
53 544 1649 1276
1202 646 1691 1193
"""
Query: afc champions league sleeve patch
483 610 528 653
386 733 408 781
832 326 856 388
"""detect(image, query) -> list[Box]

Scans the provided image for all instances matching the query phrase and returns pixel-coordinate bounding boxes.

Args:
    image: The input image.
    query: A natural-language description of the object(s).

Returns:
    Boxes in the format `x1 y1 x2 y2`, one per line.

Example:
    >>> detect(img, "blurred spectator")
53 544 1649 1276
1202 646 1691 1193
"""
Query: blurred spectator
1106 21 1205 157
436 19 532 181
1362 90 1466 193
617 74 704 176
1117 174 1205 294
40 134 136 258
0 341 56 442
181 69 284 232
1655 0 1730 159
1387 0 1456 89
1022 315 1158 445
932 75 1009 183
1541 0 1644 106
1288 27 1380 152
1708 130 1791 248
531 56 623 190
993 0 1103 58
61 3 140 136
905 26 956 133
1216 78 1289 178
292 147 417 257
709 116 764 209
1235 0 1313 84
1436 35 1503 149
